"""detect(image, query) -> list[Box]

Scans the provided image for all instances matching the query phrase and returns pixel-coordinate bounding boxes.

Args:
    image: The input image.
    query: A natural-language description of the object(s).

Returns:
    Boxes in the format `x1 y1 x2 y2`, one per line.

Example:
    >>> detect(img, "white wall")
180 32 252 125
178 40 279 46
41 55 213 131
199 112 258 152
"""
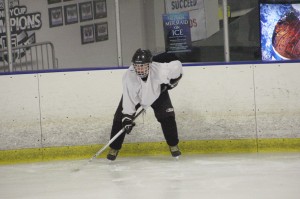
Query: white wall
19 0 117 68
119 0 146 65
17 0 146 68
1 62 300 150
7 0 219 69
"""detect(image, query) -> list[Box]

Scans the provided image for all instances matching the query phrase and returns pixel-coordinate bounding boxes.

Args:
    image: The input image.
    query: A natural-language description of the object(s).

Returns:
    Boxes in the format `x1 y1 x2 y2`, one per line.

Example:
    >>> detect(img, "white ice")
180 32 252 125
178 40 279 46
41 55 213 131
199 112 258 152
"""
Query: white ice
1 153 300 199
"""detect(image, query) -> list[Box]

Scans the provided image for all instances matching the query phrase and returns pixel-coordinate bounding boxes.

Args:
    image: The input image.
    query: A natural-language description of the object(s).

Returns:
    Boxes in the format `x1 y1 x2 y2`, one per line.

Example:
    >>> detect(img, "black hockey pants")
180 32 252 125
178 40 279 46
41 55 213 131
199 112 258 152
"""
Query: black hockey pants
109 90 179 150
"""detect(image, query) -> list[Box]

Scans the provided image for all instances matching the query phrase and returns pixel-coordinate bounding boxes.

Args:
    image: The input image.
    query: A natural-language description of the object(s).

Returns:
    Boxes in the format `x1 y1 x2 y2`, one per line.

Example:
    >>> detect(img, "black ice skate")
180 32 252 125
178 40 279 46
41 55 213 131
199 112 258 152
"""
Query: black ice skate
107 148 119 161
169 145 181 158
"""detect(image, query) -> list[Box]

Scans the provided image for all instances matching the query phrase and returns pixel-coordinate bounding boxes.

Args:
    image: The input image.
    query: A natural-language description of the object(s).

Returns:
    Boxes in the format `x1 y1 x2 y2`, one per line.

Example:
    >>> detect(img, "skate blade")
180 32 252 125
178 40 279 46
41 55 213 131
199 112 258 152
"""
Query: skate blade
108 159 115 163
174 156 180 160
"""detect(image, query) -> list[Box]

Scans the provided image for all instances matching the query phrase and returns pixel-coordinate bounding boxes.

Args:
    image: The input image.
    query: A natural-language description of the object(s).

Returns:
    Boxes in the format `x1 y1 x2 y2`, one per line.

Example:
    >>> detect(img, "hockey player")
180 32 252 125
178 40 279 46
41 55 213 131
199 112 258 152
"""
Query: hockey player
107 49 183 161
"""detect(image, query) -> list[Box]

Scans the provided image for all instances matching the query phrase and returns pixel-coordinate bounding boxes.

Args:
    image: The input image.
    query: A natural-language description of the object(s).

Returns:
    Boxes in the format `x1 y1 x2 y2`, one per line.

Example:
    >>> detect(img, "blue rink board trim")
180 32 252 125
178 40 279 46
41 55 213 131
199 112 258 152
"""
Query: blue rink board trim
1 60 300 76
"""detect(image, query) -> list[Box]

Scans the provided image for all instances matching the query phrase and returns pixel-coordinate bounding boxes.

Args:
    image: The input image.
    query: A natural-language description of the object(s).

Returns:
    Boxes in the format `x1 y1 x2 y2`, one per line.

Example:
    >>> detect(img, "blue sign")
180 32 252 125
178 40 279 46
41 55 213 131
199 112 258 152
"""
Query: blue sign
163 12 192 53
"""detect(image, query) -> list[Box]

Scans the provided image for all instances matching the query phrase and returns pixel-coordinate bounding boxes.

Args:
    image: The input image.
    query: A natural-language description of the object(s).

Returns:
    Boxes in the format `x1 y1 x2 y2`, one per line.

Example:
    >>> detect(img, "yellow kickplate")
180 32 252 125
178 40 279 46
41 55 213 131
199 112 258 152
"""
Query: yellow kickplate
1 138 300 165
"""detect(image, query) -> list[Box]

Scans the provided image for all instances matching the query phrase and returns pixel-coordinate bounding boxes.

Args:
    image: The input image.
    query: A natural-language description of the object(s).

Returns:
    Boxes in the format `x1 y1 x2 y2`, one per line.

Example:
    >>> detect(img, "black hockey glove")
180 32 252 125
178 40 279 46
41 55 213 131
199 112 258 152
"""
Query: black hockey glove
122 114 135 134
161 74 182 91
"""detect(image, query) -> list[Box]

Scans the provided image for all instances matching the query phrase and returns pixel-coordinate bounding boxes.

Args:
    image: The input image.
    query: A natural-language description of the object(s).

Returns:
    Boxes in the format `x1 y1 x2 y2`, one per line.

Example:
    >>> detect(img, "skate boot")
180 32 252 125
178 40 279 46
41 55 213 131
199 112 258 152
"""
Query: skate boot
107 148 119 161
169 145 181 158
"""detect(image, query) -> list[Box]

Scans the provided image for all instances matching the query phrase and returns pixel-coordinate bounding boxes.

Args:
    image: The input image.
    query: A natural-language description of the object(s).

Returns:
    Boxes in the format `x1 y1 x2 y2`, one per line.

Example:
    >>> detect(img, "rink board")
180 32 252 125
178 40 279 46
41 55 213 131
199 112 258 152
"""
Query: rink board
1 62 300 163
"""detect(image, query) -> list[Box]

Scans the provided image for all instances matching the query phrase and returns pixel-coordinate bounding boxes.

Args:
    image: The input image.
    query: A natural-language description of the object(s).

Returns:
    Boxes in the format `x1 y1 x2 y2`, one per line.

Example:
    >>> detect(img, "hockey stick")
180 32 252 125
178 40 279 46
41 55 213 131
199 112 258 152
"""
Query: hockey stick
86 84 172 165
88 107 145 162
87 83 173 164
71 107 145 172
71 85 172 172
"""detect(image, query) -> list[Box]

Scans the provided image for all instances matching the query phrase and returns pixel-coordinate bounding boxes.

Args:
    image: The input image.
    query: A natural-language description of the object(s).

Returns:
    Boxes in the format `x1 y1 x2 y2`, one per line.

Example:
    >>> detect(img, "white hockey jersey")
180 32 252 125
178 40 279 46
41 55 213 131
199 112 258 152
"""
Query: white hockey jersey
122 60 183 115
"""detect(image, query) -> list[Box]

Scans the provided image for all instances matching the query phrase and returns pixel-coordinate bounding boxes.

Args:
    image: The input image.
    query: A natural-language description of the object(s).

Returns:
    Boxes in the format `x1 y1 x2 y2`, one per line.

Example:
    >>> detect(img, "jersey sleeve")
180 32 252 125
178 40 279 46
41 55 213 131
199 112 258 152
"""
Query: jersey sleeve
167 60 183 80
122 69 139 115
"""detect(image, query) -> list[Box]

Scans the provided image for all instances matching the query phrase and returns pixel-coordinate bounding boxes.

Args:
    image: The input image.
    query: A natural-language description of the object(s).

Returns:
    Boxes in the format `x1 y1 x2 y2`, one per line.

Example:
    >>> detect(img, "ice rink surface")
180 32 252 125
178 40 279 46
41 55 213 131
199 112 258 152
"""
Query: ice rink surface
1 153 300 199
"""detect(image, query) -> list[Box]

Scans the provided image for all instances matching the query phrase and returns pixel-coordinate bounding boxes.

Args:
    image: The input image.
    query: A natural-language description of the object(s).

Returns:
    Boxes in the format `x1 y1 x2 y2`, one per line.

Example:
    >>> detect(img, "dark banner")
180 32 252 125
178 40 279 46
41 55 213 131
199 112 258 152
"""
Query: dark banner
163 12 191 53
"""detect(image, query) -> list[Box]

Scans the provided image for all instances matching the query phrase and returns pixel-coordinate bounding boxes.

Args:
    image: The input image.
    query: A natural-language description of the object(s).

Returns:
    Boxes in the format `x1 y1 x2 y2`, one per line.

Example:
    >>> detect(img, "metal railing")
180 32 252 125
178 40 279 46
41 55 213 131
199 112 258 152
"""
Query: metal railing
0 41 57 73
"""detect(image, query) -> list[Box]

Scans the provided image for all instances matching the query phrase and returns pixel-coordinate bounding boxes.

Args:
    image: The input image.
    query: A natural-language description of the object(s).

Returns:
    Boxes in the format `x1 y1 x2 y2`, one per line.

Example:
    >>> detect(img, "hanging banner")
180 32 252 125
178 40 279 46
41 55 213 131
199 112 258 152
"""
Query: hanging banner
162 12 192 53
165 0 201 13
164 0 206 42
0 0 41 62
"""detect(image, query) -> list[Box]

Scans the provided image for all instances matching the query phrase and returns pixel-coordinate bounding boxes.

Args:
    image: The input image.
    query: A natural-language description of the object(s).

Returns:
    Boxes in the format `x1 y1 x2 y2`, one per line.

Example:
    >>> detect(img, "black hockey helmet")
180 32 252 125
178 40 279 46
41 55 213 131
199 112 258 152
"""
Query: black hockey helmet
131 49 152 64
132 49 152 78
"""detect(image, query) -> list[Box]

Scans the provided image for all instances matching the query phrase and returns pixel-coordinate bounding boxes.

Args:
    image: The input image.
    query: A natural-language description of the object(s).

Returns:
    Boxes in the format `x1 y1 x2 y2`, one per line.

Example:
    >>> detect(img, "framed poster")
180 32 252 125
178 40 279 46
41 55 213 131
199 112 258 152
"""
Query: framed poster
81 24 95 44
48 6 63 27
79 1 93 22
93 0 107 19
95 22 108 42
48 0 61 4
64 4 78 25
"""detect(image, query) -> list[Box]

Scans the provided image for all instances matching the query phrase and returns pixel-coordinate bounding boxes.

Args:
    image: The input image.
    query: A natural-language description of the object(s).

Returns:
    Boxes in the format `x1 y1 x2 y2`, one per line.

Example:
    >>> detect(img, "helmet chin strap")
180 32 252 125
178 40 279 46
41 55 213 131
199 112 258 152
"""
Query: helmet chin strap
141 76 148 82
140 68 149 81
